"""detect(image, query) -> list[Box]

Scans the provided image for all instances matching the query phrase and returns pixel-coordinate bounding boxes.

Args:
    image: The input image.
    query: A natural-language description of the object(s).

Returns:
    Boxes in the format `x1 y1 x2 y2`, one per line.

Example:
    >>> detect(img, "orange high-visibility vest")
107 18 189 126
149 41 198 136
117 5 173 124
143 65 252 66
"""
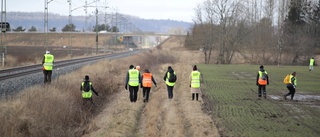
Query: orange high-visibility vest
258 71 267 85
142 73 152 87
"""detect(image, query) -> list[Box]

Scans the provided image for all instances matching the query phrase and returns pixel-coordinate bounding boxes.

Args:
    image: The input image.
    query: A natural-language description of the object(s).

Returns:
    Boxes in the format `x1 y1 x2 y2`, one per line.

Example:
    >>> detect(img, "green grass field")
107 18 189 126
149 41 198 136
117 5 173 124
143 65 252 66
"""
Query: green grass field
200 64 320 137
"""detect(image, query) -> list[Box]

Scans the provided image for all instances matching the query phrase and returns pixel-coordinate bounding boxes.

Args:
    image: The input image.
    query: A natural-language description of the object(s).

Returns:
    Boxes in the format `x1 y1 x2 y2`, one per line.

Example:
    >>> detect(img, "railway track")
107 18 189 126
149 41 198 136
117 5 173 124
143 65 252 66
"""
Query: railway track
0 50 141 81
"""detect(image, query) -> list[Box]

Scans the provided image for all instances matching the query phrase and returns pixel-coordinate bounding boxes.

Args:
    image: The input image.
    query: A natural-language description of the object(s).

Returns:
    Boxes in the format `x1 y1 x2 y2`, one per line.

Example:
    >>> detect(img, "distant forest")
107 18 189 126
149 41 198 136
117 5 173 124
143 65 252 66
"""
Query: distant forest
5 12 192 33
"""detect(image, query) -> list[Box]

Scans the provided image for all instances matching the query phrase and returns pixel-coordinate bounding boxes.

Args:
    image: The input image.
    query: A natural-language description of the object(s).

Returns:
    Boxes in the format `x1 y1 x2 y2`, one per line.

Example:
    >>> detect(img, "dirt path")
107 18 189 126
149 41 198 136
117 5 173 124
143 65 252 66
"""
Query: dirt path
83 36 220 137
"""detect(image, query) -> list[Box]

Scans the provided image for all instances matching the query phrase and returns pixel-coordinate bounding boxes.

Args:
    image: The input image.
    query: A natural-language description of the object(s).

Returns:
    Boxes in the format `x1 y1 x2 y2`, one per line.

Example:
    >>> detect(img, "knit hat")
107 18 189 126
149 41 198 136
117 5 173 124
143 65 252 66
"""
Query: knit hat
144 69 150 73
193 65 197 71
85 75 89 80
260 65 264 69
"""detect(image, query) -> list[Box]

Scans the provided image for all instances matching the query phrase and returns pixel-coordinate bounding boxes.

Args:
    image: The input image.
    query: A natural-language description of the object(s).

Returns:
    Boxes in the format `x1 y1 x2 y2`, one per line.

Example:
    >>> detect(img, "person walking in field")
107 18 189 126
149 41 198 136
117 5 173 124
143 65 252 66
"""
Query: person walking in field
309 57 315 71
256 65 269 98
163 66 177 99
141 69 157 102
42 50 54 84
284 72 297 100
80 75 99 105
190 65 202 101
125 65 141 102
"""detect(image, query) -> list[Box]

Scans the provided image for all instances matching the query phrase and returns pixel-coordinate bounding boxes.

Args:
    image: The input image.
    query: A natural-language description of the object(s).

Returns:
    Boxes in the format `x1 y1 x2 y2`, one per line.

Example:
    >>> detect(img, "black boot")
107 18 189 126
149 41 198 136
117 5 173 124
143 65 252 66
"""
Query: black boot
192 93 195 100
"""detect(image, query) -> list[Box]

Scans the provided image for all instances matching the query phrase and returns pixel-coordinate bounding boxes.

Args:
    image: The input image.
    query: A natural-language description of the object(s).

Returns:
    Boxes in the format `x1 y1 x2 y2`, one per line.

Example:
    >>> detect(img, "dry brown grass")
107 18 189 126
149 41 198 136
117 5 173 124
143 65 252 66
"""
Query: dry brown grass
5 33 111 48
0 36 220 137
4 55 18 67
0 48 179 136
85 36 219 137
0 33 127 69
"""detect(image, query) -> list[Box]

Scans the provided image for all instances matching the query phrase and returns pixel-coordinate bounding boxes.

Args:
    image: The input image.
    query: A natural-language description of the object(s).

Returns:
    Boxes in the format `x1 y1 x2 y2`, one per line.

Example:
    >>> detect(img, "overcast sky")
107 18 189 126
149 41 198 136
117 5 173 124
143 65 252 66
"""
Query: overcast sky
6 0 203 22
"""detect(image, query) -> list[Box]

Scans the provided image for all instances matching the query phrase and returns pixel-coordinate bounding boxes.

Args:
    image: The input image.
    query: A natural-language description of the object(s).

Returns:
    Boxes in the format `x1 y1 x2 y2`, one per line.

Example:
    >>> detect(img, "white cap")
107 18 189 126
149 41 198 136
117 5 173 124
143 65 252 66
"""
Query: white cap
46 50 50 54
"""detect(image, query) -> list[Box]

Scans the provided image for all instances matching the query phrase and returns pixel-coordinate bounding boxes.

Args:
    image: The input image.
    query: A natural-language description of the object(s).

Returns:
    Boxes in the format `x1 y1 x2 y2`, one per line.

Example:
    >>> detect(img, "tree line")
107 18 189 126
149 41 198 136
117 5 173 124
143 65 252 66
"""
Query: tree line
185 0 320 65
2 23 119 33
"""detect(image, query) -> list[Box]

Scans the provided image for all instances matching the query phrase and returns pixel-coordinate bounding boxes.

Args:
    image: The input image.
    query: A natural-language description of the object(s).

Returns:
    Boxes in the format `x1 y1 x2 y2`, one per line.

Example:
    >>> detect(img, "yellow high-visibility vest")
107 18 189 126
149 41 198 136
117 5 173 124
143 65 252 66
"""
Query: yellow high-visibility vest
289 75 297 86
81 82 93 98
128 69 139 86
43 54 54 70
191 71 200 88
166 72 176 86
310 59 315 66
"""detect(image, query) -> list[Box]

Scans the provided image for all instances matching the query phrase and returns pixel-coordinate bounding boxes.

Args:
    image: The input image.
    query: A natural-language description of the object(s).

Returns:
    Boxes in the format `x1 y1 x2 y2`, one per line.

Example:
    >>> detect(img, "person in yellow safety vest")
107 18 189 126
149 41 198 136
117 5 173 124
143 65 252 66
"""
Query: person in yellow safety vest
189 65 202 101
256 65 269 98
125 65 141 102
163 66 177 99
42 50 54 84
309 57 315 71
80 75 99 105
141 69 157 102
284 72 297 100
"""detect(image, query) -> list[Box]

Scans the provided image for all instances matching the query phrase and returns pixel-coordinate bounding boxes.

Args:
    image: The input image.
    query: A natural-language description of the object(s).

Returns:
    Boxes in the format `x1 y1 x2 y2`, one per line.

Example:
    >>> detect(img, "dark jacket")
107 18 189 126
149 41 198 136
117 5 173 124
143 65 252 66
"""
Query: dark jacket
80 80 99 96
163 68 176 81
287 76 296 87
256 68 269 85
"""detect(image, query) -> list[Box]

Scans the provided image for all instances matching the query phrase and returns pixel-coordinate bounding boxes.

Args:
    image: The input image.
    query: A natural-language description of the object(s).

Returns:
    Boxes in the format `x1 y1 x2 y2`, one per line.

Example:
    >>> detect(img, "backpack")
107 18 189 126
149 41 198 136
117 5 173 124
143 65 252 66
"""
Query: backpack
283 74 290 84
83 81 91 92
168 72 177 82
261 72 268 80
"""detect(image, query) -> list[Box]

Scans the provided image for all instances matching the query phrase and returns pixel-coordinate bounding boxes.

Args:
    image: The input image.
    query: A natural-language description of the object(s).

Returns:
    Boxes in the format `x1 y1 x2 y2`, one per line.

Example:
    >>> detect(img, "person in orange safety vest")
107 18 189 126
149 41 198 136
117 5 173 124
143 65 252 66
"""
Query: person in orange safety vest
141 69 157 102
256 65 269 98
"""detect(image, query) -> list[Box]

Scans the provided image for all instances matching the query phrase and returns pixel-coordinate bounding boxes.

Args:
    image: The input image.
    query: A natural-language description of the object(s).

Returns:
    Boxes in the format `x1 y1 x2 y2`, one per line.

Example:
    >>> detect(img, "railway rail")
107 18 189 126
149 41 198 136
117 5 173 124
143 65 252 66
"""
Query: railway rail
0 50 141 81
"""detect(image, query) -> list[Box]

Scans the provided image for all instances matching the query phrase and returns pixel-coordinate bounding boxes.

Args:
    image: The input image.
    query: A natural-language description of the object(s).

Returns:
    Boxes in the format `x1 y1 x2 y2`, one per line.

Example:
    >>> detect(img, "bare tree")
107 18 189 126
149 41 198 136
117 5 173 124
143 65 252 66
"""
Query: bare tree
190 3 216 64
187 0 318 65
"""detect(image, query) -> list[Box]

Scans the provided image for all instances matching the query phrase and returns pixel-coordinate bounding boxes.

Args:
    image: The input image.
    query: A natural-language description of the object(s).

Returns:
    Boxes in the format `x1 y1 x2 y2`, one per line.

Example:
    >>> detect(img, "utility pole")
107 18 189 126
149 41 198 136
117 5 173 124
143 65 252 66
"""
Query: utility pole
0 0 6 66
68 0 96 57
85 0 89 55
95 8 98 55
104 0 108 52
115 8 118 47
68 0 72 57
44 0 53 51
83 0 96 55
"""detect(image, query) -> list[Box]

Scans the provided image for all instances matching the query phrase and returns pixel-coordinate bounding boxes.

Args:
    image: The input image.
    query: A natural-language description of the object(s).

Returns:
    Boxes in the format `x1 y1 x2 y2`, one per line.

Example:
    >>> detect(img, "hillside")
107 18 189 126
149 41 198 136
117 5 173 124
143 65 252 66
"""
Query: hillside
6 12 193 33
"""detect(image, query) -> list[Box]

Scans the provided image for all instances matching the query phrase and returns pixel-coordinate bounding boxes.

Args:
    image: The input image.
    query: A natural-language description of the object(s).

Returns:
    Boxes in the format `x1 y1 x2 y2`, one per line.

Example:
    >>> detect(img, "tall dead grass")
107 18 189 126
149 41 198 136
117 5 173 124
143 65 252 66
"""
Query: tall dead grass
3 55 18 67
0 49 177 137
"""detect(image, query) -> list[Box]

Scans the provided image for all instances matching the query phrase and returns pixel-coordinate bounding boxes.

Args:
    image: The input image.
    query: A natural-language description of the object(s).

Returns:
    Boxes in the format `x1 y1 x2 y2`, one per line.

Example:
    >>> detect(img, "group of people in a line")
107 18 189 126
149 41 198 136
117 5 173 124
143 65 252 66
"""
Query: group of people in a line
42 50 202 105
124 65 158 102
43 50 315 104
256 57 315 100
124 64 203 103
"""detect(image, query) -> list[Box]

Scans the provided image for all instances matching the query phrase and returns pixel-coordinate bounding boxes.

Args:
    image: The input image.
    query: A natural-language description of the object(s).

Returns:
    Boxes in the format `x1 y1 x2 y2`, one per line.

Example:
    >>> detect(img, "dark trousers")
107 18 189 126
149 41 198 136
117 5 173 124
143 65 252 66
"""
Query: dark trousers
43 70 52 84
285 86 296 100
166 85 174 99
258 85 266 97
192 93 199 101
129 86 139 102
143 87 151 102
